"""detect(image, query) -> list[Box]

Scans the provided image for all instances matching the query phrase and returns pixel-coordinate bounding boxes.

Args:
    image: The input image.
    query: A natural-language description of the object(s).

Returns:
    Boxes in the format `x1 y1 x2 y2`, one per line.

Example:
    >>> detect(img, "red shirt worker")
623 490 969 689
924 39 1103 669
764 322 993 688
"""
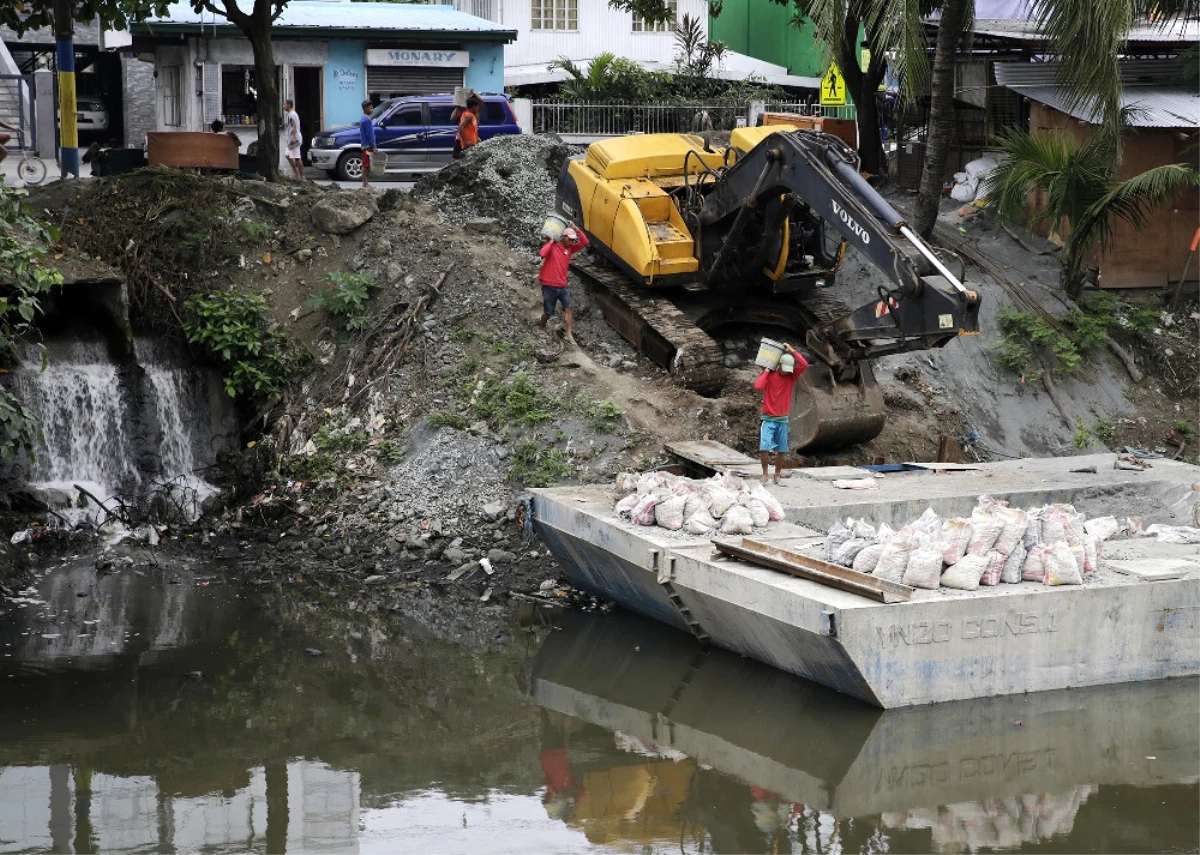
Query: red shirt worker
754 344 808 484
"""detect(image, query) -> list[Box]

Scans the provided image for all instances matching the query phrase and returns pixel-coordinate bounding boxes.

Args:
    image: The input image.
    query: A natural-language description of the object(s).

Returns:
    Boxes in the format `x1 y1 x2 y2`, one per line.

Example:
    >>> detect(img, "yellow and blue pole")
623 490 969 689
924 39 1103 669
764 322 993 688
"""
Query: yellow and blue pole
54 0 78 177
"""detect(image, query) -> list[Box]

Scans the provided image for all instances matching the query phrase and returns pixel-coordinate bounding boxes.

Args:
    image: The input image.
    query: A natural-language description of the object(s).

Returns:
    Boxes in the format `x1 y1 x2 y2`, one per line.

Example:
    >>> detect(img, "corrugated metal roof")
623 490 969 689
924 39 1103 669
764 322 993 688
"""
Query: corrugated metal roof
1003 84 1199 127
971 16 1199 42
994 60 1180 87
143 1 515 37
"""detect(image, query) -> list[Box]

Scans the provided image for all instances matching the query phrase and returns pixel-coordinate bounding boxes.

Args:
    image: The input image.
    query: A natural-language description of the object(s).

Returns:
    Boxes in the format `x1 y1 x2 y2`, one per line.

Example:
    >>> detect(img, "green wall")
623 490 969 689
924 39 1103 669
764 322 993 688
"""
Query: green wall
709 0 826 79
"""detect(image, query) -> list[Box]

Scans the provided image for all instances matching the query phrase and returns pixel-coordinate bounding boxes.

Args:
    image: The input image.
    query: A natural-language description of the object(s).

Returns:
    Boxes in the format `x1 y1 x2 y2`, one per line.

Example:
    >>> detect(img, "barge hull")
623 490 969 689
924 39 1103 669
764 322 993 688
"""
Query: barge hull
532 455 1200 708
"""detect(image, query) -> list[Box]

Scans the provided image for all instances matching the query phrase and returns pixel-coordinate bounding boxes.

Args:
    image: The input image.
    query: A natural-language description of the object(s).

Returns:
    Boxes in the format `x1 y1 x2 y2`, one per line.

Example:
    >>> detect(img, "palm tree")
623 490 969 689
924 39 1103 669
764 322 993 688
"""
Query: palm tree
548 53 624 102
984 127 1200 298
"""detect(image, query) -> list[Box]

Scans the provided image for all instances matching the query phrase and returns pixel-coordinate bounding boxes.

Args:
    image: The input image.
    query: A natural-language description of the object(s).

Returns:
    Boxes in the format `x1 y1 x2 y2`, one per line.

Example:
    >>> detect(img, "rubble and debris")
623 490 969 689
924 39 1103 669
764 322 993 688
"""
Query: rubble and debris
311 190 379 234
413 134 579 251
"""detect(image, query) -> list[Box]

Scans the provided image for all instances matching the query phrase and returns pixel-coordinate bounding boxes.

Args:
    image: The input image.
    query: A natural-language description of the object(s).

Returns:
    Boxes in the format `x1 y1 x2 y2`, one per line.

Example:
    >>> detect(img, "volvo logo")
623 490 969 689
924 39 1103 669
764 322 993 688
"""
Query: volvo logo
831 200 870 245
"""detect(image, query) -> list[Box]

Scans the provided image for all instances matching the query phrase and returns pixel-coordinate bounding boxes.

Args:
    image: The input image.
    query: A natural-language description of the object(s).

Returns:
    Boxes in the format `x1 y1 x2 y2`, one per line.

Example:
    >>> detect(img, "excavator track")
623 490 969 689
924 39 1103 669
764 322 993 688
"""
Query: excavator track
572 260 728 396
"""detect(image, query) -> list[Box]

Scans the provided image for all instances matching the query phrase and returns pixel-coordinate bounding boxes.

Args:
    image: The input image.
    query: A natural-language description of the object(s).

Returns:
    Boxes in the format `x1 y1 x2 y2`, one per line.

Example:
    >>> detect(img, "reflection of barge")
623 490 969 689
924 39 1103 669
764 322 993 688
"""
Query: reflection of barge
528 611 1199 844
531 454 1200 707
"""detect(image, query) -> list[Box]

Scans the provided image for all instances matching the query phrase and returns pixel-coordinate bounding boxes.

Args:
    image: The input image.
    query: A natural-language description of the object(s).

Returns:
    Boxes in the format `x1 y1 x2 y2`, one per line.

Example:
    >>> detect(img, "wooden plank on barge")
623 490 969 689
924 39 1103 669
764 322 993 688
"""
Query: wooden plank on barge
666 439 758 470
714 538 914 603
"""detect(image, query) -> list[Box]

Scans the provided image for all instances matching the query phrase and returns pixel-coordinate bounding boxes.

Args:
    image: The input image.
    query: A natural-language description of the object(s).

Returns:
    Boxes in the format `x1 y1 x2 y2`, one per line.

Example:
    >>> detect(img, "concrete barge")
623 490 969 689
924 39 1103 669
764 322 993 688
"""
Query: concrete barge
531 453 1200 708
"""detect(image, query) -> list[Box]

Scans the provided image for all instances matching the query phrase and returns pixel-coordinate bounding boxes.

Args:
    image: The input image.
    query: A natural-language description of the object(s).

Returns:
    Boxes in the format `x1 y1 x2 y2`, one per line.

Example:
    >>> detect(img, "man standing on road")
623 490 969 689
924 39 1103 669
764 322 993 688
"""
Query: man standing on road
283 100 303 180
537 225 589 345
754 343 808 484
358 100 377 188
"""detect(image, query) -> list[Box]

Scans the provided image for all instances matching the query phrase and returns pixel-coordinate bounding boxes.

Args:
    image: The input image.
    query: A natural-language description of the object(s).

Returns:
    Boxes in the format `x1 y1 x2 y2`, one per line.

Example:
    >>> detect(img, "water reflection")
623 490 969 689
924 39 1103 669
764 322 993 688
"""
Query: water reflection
527 611 1200 854
0 565 1196 854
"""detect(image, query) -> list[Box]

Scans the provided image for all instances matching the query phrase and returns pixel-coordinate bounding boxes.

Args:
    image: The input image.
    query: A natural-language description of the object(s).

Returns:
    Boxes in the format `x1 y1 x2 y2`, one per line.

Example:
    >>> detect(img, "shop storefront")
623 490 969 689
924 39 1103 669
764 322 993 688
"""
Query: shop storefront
133 1 514 162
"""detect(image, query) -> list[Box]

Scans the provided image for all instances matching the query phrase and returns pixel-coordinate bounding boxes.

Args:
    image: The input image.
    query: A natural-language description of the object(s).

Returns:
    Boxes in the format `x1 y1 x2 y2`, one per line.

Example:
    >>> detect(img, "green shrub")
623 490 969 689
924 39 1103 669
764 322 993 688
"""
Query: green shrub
473 372 559 426
183 290 300 402
509 438 572 487
0 186 61 461
305 270 378 334
428 410 469 430
586 399 623 429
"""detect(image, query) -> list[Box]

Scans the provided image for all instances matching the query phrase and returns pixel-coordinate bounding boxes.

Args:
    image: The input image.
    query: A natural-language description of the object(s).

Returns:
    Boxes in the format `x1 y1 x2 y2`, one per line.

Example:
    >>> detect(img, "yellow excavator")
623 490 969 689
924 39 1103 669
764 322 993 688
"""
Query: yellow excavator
555 125 981 451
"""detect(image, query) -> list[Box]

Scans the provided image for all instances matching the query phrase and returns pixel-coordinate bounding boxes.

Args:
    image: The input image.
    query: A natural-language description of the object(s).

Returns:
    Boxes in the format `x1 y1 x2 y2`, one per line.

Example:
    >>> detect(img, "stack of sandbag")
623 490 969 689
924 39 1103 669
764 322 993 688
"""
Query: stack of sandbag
826 496 1127 590
613 470 785 535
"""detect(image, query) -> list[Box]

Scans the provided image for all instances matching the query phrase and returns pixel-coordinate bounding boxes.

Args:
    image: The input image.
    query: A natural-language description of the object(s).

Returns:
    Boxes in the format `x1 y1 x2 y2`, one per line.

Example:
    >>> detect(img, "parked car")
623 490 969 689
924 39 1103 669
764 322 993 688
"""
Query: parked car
308 93 520 181
76 95 109 134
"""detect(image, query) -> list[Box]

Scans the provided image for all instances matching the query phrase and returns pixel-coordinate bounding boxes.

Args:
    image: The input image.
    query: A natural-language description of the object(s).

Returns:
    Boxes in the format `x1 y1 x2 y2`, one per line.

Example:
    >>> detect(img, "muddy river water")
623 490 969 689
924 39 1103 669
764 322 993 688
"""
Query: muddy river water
1 559 1196 854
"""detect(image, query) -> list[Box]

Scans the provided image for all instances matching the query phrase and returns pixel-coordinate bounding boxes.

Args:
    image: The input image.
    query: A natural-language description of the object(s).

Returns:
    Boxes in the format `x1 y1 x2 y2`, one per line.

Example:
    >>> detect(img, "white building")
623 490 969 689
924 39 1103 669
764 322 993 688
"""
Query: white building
453 0 819 89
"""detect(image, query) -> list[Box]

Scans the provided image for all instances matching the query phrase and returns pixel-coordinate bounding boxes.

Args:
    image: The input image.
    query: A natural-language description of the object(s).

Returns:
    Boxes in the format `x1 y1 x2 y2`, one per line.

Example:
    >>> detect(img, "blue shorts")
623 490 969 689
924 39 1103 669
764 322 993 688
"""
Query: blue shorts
541 285 571 315
760 419 789 453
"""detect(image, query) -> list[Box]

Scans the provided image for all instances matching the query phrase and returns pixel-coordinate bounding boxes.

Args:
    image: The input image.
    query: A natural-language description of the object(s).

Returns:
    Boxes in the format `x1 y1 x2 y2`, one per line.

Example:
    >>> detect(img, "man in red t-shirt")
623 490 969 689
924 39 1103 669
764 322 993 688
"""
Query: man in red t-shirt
537 225 589 345
753 343 808 484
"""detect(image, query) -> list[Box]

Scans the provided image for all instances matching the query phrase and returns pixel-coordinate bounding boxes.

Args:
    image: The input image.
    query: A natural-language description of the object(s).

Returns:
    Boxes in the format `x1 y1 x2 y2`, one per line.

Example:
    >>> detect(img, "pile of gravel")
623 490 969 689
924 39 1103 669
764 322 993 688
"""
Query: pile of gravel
413 134 580 251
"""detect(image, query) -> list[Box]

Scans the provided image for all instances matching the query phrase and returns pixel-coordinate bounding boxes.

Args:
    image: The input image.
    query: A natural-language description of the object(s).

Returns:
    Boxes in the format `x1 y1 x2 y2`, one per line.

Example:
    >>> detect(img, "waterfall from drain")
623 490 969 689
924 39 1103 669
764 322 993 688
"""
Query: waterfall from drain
12 337 220 525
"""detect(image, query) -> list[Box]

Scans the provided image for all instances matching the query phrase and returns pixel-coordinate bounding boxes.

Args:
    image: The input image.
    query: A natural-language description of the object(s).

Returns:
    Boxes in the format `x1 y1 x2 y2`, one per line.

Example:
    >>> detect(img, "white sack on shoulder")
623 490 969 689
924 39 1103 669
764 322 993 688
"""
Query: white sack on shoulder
1145 524 1200 544
832 478 878 490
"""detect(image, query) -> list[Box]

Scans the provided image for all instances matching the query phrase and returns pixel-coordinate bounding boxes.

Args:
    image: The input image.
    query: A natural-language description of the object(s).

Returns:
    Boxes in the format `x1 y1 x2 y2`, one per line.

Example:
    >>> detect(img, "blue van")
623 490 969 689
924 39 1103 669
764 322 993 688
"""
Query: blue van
308 93 520 180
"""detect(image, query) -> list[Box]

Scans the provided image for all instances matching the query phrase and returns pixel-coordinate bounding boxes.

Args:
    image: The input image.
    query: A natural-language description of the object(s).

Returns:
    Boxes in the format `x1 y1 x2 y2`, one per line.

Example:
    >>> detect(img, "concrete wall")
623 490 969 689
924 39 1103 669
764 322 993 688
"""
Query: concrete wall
121 55 155 147
709 0 826 78
504 0 707 70
325 40 366 127
465 41 504 93
151 36 506 137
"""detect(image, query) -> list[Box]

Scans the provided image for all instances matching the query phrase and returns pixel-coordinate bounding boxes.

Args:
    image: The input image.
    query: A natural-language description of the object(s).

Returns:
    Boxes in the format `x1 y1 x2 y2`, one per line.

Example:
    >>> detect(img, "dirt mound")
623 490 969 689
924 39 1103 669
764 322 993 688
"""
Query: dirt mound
412 134 580 251
37 169 327 330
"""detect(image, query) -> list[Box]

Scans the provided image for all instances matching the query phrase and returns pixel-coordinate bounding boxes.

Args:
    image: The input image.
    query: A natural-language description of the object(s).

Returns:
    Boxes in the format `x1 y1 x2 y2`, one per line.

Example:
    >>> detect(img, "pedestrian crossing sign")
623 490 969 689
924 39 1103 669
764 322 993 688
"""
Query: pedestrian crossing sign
820 62 847 106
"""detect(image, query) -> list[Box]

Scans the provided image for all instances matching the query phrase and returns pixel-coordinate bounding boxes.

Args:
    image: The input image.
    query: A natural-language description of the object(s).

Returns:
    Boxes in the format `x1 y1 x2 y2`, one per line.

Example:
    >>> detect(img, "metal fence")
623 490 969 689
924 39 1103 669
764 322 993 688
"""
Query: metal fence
532 99 860 138
532 101 752 137
0 74 34 150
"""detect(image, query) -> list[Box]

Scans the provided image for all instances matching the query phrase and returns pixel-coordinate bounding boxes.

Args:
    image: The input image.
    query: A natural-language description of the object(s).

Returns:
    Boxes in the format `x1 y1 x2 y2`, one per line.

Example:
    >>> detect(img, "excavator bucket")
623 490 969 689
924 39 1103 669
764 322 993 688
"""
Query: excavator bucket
790 361 887 452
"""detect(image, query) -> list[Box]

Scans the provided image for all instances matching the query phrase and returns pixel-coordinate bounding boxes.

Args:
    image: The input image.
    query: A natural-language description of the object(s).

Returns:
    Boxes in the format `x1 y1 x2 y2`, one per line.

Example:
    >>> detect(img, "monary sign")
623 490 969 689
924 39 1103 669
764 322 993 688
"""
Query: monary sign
365 48 470 68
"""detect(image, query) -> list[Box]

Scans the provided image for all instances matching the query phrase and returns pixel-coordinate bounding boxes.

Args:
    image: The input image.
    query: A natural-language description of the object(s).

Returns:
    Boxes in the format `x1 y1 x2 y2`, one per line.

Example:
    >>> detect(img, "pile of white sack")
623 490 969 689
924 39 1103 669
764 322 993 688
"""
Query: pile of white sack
950 156 999 203
825 495 1136 590
613 471 785 535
